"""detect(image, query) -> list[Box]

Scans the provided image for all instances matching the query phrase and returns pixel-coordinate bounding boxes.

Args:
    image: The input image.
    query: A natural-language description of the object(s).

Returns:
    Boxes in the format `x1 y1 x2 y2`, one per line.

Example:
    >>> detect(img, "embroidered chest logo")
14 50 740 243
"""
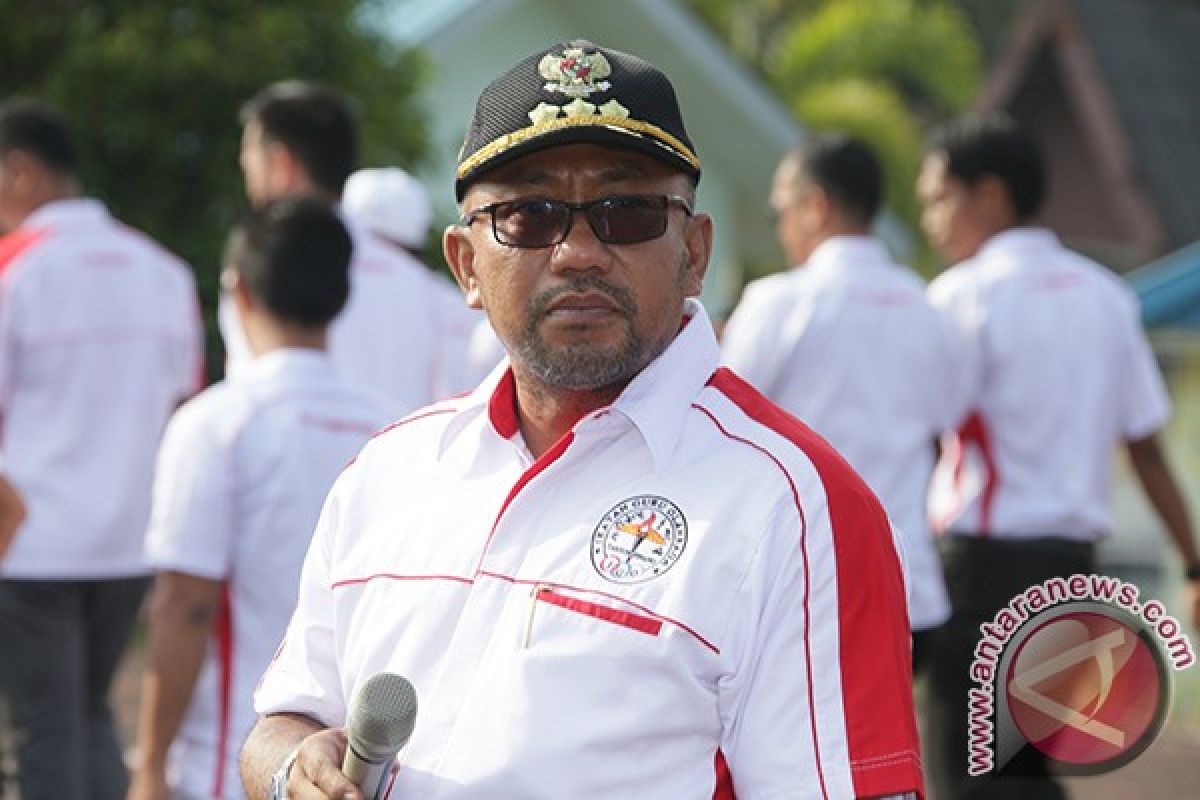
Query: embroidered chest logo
591 495 687 584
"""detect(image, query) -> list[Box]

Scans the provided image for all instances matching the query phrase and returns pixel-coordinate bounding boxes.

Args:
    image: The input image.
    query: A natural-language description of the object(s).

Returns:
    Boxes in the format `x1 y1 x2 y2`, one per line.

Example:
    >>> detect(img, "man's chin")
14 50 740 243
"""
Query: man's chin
522 343 641 391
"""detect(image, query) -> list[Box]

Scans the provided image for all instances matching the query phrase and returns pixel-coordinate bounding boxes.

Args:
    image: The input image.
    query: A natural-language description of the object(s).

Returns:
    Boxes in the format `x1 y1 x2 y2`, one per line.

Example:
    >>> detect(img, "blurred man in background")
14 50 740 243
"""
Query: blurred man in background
722 133 956 662
0 98 202 800
918 112 1200 799
342 166 503 394
227 82 445 416
129 198 390 800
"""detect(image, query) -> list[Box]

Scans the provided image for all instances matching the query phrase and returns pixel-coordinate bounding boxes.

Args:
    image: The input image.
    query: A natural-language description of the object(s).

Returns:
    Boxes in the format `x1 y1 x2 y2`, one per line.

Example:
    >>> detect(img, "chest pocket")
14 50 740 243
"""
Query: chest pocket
520 583 665 650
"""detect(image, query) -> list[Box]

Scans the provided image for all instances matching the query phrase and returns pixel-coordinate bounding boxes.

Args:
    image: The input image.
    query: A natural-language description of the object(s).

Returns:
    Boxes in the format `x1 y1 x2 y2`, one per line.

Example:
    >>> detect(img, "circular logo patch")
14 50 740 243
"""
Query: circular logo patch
591 495 687 584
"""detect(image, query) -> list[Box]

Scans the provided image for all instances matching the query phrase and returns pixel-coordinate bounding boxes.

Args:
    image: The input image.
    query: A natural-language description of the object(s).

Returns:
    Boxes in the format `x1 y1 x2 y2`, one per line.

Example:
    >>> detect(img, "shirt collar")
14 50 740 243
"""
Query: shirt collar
238 347 336 382
439 297 719 471
802 235 889 273
975 227 1060 260
23 198 109 230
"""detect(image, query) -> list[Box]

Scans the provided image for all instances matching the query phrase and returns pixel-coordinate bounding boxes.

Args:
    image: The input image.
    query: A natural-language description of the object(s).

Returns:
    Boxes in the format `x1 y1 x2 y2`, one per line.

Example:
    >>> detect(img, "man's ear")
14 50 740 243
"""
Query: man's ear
224 268 257 316
4 151 40 199
266 142 303 194
808 186 835 230
443 223 484 309
976 175 1020 228
681 211 712 298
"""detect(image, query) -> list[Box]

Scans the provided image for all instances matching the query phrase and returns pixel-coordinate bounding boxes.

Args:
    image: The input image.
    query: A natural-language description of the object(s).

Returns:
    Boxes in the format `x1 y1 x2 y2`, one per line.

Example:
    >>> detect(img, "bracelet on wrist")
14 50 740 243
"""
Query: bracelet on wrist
1185 563 1200 582
270 747 301 800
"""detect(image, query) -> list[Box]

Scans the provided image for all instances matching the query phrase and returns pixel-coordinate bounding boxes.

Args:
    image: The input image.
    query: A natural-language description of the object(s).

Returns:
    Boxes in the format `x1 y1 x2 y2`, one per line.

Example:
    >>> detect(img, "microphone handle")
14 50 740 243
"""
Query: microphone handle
342 743 392 800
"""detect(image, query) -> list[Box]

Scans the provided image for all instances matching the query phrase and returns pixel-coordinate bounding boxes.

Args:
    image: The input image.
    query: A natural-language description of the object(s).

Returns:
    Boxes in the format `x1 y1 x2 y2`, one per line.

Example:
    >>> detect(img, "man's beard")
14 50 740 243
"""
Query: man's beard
513 274 653 391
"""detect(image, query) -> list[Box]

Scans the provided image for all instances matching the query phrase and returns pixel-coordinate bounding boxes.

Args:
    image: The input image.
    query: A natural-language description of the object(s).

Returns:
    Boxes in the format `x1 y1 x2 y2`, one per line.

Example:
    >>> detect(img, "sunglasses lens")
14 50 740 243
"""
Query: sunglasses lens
591 196 668 244
494 199 570 247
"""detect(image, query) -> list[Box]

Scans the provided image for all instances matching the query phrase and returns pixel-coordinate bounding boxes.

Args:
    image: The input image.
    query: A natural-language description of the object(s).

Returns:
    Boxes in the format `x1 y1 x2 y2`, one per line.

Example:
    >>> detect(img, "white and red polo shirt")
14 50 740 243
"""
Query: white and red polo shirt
0 198 202 579
220 212 446 417
927 228 1171 539
722 236 957 631
256 300 923 799
145 348 391 799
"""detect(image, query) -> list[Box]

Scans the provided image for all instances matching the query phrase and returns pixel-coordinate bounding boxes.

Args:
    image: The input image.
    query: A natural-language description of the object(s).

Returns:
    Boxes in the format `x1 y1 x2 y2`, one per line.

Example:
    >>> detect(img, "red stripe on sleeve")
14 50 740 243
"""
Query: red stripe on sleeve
708 368 924 799
0 227 48 276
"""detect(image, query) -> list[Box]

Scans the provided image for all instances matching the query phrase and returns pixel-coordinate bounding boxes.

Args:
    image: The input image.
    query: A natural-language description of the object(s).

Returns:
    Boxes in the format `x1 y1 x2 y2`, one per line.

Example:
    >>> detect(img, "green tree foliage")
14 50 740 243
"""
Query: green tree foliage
687 0 981 256
0 0 428 375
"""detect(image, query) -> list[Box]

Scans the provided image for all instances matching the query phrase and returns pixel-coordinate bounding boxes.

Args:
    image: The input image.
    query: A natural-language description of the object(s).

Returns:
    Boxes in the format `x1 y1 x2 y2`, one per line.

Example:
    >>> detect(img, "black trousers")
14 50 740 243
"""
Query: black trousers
0 577 149 800
922 535 1095 800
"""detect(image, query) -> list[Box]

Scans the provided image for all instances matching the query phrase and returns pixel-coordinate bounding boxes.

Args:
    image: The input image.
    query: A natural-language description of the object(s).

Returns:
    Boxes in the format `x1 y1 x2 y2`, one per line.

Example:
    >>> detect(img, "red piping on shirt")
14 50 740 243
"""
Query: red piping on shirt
342 406 458 471
705 368 923 800
331 573 474 590
690 399 829 800
471 430 575 577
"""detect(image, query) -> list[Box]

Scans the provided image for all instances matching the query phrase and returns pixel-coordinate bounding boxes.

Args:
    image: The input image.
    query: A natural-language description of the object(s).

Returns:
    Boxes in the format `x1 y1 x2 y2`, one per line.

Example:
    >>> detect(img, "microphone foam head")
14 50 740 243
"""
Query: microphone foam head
347 672 418 753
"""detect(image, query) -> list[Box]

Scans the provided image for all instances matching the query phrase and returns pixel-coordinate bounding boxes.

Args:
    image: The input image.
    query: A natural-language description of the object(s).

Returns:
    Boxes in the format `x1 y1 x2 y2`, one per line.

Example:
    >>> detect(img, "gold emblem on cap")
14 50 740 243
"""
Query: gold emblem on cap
538 47 612 98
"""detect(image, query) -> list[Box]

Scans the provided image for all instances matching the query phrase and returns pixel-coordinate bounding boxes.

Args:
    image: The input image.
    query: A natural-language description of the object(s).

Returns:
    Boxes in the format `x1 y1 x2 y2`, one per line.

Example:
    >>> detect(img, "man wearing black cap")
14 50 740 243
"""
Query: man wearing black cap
241 41 922 800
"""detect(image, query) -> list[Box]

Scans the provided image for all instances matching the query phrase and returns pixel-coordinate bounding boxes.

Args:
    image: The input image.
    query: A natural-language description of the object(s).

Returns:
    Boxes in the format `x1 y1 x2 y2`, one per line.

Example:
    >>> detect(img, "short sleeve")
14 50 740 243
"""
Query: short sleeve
176 279 206 398
721 277 803 395
1117 297 1171 440
928 273 985 429
144 397 234 580
718 491 923 799
253 480 347 727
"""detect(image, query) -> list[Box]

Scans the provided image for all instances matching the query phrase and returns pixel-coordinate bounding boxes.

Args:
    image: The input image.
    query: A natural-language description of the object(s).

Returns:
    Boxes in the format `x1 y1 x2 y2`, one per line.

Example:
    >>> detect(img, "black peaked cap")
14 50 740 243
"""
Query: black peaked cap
455 39 701 200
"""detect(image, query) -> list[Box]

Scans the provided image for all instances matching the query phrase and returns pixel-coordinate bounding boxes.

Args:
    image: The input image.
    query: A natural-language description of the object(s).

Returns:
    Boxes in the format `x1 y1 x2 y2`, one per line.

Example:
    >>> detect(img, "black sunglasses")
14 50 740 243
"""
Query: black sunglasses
460 193 693 248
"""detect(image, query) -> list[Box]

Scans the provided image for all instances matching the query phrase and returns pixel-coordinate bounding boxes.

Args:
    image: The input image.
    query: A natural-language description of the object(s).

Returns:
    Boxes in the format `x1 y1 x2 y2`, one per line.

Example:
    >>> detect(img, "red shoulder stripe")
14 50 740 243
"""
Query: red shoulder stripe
707 368 924 799
0 227 48 277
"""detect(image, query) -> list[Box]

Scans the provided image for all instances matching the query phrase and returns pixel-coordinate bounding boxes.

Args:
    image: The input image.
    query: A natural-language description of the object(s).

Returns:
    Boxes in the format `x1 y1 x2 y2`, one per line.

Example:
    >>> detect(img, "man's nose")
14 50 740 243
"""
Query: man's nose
548 208 612 274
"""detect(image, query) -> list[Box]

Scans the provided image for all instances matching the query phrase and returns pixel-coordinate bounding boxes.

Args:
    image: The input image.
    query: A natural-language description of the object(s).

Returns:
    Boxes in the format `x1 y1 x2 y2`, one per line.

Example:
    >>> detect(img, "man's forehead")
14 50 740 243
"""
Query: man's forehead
468 144 681 192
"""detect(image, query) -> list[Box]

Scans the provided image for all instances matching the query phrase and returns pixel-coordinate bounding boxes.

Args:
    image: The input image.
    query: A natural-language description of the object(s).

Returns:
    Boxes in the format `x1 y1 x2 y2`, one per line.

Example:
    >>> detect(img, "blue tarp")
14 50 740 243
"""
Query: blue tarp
1126 241 1200 330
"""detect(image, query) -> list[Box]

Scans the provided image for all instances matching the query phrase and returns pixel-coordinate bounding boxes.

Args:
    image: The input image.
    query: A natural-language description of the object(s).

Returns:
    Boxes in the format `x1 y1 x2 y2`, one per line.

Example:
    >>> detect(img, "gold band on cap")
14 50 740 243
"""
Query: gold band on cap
456 114 701 180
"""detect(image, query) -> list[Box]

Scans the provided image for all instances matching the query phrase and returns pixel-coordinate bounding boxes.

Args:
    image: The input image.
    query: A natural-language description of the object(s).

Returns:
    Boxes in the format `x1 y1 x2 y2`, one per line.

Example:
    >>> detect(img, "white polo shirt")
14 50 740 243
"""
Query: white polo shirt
145 348 391 800
256 300 923 800
220 213 443 416
927 228 1171 540
0 198 202 579
721 237 955 631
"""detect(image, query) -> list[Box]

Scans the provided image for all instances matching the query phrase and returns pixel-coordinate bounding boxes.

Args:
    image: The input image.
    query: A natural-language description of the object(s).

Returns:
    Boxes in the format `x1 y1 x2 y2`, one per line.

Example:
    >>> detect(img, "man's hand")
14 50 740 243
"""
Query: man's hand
285 728 364 800
242 713 366 800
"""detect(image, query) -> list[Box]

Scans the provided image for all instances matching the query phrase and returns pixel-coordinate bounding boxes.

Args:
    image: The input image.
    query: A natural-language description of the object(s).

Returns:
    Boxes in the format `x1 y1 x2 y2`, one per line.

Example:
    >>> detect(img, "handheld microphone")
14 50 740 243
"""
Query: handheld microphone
342 672 418 800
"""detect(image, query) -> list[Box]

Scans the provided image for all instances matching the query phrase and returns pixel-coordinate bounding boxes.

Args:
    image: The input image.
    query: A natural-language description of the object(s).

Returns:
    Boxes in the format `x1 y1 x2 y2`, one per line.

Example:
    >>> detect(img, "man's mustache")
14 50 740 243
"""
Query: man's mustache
528 275 637 319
